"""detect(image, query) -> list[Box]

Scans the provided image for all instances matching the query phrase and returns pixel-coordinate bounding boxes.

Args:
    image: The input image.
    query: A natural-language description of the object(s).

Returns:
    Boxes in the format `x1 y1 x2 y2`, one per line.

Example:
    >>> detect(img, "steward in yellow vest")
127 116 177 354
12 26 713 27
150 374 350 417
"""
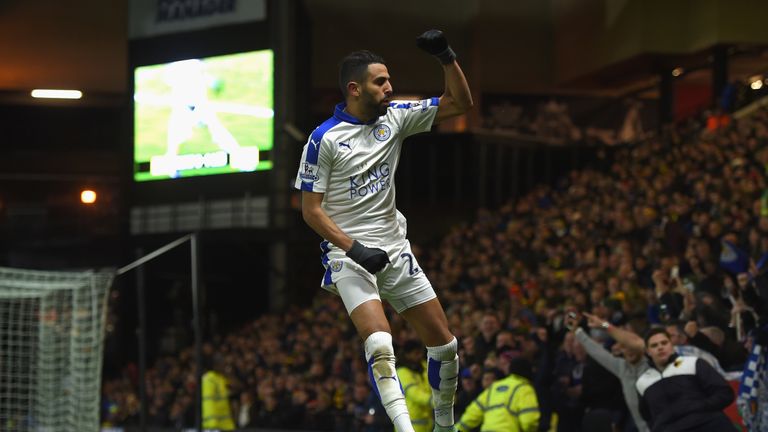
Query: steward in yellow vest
202 355 235 431
397 340 433 432
458 355 539 432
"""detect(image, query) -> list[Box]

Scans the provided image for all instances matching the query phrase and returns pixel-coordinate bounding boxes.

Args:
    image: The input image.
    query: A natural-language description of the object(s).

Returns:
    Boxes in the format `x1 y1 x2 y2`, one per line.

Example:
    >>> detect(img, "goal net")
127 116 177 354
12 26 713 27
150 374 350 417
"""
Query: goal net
0 266 114 432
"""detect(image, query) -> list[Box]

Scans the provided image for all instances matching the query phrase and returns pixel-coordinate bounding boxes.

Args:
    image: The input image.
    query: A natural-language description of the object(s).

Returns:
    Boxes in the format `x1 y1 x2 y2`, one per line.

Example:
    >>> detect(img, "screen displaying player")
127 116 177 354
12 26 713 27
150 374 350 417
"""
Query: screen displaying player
133 49 273 181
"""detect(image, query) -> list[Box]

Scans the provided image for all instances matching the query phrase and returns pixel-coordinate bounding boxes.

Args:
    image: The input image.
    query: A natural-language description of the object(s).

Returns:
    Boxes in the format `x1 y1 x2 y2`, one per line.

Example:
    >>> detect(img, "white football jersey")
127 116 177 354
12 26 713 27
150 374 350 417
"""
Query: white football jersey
295 98 439 247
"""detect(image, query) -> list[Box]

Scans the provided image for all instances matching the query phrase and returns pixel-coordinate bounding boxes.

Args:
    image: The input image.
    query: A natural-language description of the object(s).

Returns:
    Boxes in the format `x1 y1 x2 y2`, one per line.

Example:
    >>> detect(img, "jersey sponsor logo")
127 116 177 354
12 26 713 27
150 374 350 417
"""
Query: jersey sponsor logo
372 124 392 142
310 138 320 150
348 162 391 199
338 141 351 150
299 162 319 182
329 260 343 272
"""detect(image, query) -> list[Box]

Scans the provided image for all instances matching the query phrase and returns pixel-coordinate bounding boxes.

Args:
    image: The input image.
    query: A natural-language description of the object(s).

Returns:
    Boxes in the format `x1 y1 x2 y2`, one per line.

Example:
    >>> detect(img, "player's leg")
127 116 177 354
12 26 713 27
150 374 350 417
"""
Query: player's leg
381 242 458 432
335 276 415 432
400 299 458 432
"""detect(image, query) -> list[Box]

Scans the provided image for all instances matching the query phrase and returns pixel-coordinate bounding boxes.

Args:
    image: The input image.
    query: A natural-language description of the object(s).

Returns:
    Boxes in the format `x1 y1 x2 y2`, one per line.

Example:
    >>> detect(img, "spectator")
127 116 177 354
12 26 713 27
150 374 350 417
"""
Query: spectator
735 268 768 430
252 389 288 429
567 312 650 432
475 312 502 361
201 354 236 431
481 367 503 389
737 325 768 430
665 321 725 374
577 337 626 432
236 391 257 429
455 368 482 418
551 331 586 432
636 328 734 432
458 353 540 432
397 340 433 432
343 382 389 432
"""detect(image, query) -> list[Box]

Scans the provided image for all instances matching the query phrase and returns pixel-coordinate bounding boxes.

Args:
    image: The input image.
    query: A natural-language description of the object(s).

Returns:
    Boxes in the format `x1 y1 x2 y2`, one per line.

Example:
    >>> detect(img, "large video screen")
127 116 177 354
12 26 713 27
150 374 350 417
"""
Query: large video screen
133 50 273 181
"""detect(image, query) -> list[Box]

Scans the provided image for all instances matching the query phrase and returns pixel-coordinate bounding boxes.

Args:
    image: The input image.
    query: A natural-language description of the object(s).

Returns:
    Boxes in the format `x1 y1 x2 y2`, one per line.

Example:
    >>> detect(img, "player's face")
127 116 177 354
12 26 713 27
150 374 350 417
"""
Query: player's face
361 63 393 116
646 333 673 367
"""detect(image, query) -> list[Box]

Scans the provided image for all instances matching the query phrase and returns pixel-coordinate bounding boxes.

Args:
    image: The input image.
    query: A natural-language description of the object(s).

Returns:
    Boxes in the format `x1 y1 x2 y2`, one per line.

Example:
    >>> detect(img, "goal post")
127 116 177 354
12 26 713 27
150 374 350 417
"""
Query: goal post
0 267 114 432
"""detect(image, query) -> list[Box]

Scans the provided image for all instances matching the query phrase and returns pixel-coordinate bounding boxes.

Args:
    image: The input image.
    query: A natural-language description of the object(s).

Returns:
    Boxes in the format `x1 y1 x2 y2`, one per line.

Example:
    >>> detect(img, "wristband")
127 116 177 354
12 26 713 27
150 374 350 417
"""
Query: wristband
434 47 457 65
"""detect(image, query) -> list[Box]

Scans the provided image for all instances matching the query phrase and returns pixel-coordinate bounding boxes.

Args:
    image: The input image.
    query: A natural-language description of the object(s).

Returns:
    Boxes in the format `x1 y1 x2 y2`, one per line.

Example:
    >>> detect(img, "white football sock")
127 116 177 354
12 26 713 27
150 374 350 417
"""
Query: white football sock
427 337 458 427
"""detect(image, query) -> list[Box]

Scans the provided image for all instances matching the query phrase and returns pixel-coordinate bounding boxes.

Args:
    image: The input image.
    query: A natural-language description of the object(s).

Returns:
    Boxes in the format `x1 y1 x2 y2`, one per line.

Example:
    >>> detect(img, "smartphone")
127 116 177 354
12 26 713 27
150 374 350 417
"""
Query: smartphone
660 304 670 323
670 266 679 279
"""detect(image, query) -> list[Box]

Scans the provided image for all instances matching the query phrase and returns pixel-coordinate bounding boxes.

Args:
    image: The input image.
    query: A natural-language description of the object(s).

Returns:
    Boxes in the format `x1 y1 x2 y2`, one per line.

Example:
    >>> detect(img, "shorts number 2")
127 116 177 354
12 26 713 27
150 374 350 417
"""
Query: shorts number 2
400 253 421 276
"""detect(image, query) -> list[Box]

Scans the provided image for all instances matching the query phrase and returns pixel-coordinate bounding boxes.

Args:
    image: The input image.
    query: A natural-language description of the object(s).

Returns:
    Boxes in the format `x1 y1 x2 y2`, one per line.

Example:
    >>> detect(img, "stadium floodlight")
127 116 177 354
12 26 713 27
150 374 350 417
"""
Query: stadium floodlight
30 89 83 99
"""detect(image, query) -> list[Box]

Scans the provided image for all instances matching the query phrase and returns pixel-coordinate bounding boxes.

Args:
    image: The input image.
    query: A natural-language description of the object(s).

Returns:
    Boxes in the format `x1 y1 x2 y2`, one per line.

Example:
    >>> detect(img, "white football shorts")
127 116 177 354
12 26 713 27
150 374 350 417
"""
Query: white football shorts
319 239 436 314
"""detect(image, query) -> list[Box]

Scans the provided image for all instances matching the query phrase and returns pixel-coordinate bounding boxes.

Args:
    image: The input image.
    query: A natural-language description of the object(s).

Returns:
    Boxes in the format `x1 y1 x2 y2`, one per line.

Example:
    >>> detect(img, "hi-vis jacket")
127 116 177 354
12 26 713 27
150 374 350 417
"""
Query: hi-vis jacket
458 374 540 432
202 371 235 430
397 362 433 432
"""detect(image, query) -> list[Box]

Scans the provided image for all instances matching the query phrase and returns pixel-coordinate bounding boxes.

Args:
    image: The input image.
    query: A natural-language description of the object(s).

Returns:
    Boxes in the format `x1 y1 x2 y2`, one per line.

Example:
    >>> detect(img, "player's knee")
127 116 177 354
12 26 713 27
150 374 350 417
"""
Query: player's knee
364 332 403 404
364 331 397 373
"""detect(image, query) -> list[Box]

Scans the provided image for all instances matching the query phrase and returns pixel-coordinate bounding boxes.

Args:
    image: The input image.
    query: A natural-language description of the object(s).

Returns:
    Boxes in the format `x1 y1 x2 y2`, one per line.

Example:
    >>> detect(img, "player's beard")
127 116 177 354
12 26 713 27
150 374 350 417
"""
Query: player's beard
363 92 389 118
365 99 388 119
376 103 388 117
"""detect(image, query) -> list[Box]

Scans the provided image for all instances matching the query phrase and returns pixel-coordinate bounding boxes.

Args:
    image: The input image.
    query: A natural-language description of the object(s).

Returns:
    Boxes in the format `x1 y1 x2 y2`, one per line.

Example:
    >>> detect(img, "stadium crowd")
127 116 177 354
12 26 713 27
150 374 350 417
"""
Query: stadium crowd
102 106 768 431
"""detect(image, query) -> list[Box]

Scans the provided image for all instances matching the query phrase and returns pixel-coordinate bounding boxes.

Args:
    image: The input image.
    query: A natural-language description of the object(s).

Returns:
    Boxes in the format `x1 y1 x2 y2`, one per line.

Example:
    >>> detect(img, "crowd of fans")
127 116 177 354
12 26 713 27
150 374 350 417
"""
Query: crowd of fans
103 105 768 431
483 97 650 146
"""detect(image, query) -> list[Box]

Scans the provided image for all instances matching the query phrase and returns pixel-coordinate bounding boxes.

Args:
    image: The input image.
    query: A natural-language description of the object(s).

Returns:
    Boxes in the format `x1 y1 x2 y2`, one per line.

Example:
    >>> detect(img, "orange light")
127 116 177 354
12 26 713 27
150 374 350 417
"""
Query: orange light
80 190 97 204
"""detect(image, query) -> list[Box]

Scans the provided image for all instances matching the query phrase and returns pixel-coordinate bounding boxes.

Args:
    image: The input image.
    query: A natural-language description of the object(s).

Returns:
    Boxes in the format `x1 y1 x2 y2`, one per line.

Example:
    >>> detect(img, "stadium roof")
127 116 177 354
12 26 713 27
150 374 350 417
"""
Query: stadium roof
2 0 768 105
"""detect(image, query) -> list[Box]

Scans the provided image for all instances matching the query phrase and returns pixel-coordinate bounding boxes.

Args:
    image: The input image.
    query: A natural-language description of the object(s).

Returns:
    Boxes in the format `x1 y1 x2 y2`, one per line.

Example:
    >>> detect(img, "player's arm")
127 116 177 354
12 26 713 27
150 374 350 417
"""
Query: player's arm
301 191 390 274
416 30 473 124
301 190 353 251
434 61 473 124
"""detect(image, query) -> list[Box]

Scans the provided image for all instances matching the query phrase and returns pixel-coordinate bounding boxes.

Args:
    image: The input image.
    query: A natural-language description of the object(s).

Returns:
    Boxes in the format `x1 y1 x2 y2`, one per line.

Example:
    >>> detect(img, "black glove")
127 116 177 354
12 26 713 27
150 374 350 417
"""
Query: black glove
416 29 456 65
346 240 390 274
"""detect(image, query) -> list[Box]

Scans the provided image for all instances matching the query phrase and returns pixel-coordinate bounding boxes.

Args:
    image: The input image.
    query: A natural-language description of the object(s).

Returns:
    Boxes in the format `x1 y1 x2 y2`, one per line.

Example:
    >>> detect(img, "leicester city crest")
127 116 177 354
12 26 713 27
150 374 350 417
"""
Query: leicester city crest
330 260 344 272
373 124 392 142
